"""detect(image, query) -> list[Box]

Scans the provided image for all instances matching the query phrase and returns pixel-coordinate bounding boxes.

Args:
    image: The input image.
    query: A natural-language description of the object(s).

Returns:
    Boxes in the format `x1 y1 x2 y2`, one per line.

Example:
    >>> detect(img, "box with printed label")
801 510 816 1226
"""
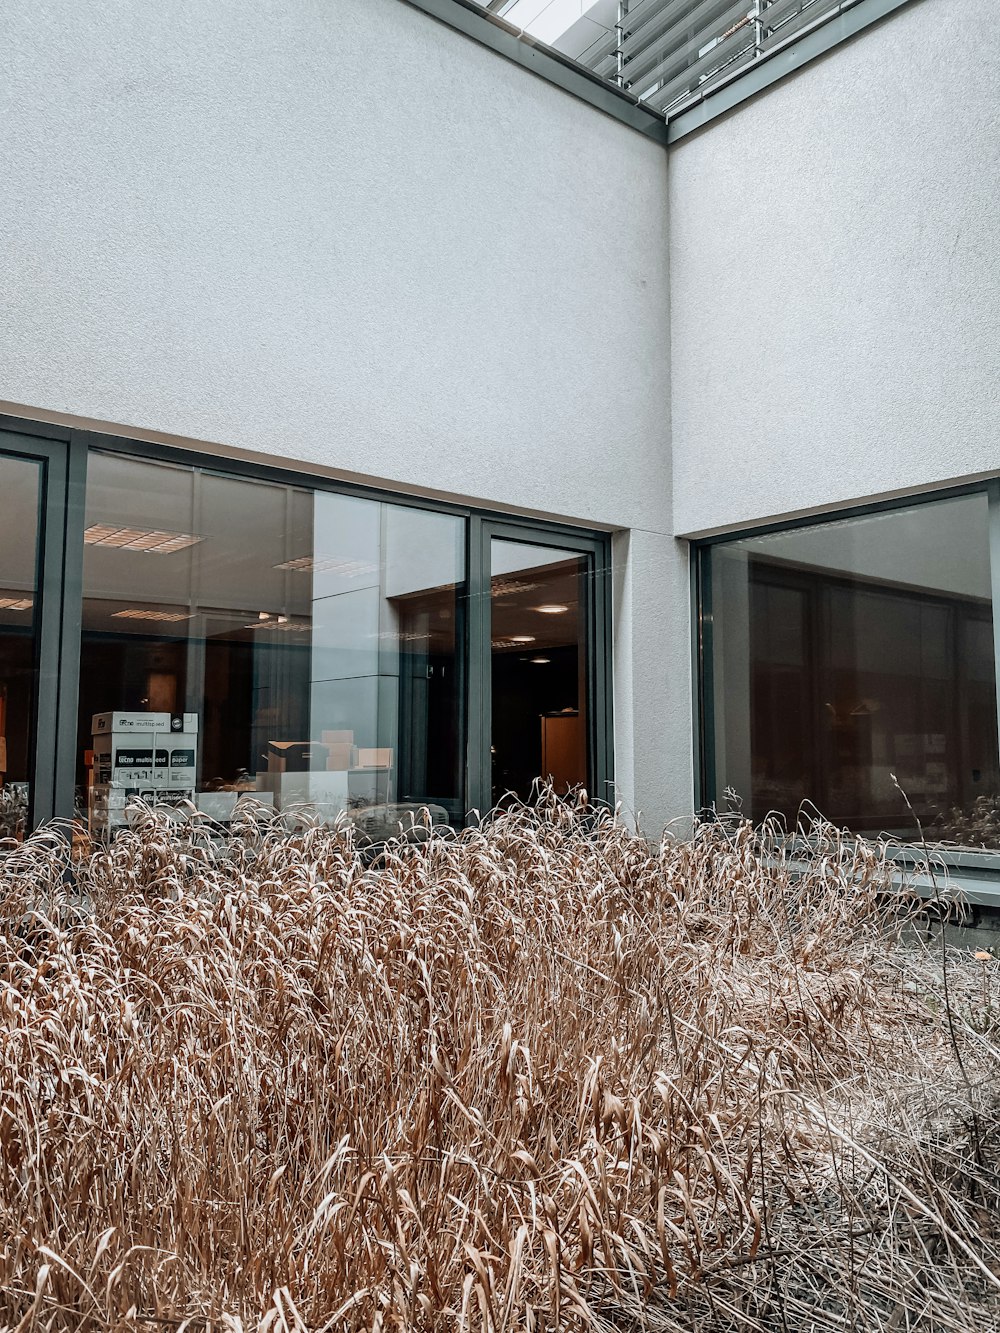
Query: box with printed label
92 711 199 736
89 785 196 832
92 732 198 788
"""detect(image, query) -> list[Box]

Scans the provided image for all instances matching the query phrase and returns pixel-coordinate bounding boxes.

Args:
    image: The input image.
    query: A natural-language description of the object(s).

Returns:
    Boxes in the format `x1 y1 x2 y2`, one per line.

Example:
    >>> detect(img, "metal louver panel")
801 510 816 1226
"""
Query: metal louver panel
466 0 864 121
760 0 825 33
624 0 752 94
761 0 839 46
643 22 757 113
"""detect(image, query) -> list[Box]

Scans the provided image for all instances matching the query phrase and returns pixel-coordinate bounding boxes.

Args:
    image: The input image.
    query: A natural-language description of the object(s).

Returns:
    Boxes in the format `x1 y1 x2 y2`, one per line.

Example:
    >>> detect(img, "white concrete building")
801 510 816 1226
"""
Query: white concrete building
2 0 999 891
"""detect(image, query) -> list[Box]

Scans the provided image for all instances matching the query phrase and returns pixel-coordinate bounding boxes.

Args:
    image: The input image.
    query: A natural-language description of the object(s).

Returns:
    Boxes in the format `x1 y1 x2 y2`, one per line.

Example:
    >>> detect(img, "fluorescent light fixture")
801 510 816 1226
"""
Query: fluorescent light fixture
274 555 377 577
84 524 203 554
0 597 33 611
491 580 539 598
245 618 310 633
535 603 569 614
530 656 552 664
492 635 537 648
111 609 193 623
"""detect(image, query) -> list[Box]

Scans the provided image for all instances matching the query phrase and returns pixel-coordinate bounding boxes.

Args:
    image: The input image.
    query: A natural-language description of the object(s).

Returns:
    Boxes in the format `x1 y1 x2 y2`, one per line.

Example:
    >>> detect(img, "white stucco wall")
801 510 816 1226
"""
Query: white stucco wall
0 0 670 531
669 0 1000 538
0 0 688 830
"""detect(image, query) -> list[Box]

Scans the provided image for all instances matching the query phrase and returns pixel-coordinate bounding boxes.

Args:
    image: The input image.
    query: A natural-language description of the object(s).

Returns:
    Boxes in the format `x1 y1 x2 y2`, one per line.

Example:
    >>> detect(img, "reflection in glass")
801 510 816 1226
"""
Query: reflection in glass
0 455 41 832
78 453 465 834
708 494 1000 846
490 539 589 804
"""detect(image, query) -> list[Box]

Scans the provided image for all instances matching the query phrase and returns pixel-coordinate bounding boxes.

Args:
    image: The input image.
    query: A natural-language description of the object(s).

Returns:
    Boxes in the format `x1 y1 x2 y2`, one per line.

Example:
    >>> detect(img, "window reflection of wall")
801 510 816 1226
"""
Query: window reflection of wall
78 453 465 827
709 494 999 844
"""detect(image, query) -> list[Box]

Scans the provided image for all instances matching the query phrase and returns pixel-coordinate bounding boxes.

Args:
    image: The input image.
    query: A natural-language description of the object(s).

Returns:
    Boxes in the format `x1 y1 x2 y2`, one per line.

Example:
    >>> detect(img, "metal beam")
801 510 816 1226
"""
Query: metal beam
400 0 670 143
666 0 921 140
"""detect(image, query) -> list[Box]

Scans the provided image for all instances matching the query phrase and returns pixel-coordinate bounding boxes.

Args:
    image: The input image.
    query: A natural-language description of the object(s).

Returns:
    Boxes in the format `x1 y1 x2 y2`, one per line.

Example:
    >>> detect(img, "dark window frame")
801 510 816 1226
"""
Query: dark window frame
693 479 1000 873
0 413 613 832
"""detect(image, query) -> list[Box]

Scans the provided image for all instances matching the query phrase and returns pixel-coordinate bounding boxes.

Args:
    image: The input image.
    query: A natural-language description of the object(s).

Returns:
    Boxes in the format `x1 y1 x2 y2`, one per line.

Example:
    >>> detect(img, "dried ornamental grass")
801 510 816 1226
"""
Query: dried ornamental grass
0 792 997 1331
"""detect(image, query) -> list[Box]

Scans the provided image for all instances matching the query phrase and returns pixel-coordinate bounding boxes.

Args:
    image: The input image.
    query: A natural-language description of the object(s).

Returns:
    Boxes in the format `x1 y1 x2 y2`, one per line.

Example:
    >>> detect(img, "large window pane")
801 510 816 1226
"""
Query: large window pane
78 454 465 833
0 454 42 829
707 494 999 846
490 539 589 805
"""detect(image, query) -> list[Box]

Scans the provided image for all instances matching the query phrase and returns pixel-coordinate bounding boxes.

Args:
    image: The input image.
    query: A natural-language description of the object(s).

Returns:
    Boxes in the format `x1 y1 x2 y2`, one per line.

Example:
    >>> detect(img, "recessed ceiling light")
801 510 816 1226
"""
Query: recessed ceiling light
111 609 192 622
530 657 551 664
84 525 203 554
535 603 569 614
0 597 33 611
508 635 536 644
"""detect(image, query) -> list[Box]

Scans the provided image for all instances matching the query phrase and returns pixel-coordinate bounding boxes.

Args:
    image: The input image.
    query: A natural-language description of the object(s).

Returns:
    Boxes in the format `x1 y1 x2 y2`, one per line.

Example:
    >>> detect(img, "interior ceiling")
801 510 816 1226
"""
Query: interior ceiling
76 561 582 656
491 561 581 653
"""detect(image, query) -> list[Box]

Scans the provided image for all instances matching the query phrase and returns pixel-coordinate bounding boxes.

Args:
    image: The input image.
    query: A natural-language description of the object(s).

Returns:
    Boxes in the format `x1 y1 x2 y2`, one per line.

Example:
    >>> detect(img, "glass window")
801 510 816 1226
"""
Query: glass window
705 493 999 847
77 453 466 834
0 454 42 830
490 539 589 804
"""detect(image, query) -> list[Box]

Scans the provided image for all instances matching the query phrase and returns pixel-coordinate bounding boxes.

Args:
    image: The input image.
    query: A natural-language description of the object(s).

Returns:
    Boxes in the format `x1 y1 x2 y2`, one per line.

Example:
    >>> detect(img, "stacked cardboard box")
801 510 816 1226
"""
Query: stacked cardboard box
256 739 350 820
89 711 199 833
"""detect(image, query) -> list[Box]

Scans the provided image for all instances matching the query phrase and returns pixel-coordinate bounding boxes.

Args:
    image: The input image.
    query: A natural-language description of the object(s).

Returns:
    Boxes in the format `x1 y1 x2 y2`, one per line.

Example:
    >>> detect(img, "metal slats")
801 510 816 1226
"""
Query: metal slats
464 0 865 121
626 0 753 99
643 20 757 111
620 0 726 63
761 0 827 35
620 0 750 91
760 0 841 48
591 0 719 80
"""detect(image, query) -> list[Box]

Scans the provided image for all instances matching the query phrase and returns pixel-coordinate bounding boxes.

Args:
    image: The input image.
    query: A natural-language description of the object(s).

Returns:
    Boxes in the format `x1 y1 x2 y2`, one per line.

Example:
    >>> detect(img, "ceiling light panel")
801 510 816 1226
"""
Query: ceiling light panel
84 525 203 554
111 609 193 622
274 556 378 576
244 618 311 633
491 580 539 598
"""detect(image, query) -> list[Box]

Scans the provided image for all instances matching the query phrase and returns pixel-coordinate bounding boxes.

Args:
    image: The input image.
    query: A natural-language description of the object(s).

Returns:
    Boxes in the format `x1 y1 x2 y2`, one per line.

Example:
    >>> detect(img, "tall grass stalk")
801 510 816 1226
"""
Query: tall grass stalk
0 793 998 1330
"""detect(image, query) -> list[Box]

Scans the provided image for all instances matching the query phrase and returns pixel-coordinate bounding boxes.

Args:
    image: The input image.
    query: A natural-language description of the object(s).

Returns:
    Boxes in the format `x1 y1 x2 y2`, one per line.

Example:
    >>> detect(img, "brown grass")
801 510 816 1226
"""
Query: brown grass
0 792 998 1330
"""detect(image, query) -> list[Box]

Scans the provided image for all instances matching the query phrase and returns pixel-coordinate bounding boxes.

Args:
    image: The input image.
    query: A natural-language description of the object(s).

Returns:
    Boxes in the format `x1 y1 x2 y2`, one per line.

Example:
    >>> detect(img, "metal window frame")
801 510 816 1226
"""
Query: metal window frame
0 412 613 832
471 517 613 816
691 479 1000 888
0 424 87 827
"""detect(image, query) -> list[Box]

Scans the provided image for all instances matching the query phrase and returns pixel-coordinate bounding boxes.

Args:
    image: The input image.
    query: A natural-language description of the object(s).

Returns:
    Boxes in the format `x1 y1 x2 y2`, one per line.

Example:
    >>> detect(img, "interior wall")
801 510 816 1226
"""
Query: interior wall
668 0 999 538
0 0 686 832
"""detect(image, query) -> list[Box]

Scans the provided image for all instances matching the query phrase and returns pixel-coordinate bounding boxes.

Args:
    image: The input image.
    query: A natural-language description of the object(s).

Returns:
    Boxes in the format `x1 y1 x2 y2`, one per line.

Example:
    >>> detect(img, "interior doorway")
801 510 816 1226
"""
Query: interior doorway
489 538 590 805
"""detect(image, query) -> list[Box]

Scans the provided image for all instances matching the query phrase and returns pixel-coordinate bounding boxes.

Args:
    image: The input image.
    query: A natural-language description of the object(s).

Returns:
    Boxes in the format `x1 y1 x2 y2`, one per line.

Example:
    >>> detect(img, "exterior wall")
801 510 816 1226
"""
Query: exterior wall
668 0 1000 538
0 0 687 830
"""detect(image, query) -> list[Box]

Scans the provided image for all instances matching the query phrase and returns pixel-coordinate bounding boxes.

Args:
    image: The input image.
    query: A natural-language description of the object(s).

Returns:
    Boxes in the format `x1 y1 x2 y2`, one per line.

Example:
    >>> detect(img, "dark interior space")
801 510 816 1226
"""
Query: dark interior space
0 628 37 790
747 560 998 834
491 643 581 802
489 547 588 805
